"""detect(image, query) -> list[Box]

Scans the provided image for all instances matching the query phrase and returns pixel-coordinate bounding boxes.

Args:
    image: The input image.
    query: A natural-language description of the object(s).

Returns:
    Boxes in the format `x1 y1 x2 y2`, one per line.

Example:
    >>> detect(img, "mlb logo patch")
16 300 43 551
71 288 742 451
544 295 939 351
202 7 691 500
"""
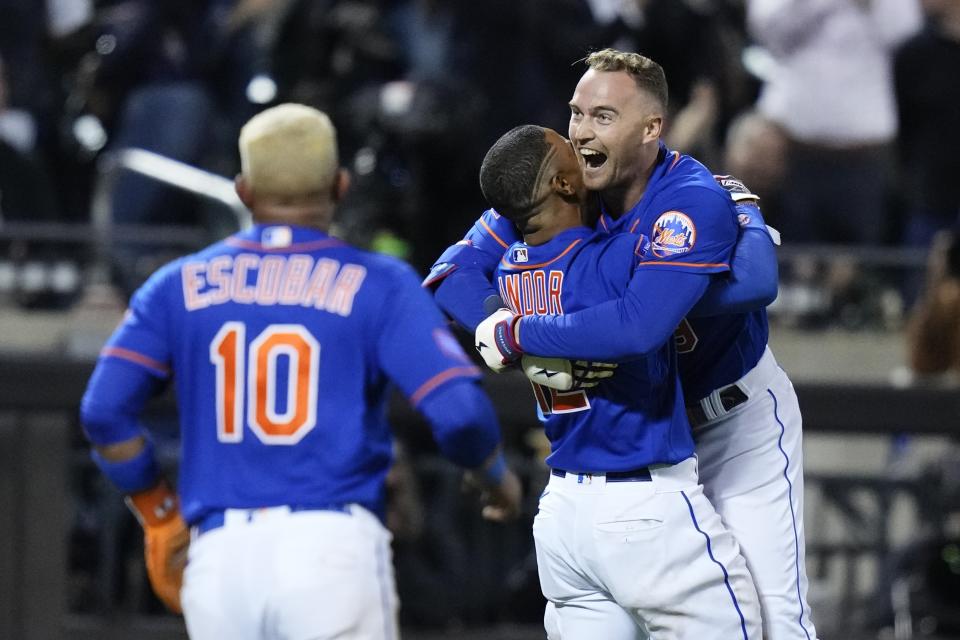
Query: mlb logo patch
634 234 651 259
738 213 752 228
512 247 529 263
651 211 696 258
262 226 292 248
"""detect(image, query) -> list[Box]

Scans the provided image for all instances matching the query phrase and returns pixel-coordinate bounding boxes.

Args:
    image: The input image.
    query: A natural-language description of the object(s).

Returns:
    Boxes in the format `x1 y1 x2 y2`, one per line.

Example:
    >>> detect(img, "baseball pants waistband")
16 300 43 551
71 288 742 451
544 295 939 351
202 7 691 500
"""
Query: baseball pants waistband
192 504 353 538
687 346 779 427
551 467 652 482
547 456 699 492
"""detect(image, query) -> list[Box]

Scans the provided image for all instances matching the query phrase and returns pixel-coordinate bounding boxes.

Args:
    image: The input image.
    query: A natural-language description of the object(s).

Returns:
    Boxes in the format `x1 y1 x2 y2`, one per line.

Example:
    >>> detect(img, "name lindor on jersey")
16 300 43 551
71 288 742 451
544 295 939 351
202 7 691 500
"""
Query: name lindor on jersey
181 253 367 315
497 269 565 316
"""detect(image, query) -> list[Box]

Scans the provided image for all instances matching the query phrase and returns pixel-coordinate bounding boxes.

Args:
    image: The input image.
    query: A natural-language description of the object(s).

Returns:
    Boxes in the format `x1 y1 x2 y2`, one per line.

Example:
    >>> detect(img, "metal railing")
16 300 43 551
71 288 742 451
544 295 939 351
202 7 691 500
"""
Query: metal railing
85 148 251 286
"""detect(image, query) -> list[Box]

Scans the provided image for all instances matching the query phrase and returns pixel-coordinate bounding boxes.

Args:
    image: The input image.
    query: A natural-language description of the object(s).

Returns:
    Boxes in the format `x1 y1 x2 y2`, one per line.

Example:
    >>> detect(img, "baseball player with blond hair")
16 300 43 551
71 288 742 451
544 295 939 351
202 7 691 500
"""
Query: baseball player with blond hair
428 49 817 640
80 103 521 639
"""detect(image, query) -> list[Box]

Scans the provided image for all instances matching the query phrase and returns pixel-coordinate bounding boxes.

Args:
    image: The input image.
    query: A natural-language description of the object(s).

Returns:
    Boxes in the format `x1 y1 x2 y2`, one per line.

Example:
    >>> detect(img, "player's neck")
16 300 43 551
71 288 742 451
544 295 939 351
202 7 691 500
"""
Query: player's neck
252 204 335 232
601 180 648 220
599 152 657 219
522 204 583 246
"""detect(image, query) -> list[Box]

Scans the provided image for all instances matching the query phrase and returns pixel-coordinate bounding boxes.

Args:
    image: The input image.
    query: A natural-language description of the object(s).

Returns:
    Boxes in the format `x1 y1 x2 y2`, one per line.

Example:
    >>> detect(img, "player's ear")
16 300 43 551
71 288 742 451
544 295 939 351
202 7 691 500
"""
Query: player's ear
235 174 255 208
551 173 577 198
332 168 351 204
644 115 663 143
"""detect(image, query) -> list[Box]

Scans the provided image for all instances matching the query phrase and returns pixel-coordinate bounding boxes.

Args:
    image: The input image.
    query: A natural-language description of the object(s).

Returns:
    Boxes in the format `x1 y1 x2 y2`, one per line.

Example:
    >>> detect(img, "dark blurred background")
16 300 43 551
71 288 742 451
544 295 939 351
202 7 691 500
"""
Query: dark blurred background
1 0 960 638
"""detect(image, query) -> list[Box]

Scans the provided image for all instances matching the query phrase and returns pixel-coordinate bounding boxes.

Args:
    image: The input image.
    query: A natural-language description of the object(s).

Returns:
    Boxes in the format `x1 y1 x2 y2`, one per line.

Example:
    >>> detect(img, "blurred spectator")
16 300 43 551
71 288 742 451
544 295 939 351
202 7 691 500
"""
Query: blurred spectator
54 0 277 293
449 1 601 147
722 109 788 228
894 0 960 249
0 53 58 223
387 0 455 84
586 0 750 161
748 0 923 244
272 0 404 153
0 0 55 125
906 230 960 378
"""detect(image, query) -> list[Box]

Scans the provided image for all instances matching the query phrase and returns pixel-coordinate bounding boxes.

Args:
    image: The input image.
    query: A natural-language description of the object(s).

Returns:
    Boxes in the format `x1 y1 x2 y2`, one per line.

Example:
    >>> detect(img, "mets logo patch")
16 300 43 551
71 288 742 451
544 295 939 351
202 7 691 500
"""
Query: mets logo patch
651 211 696 258
512 247 529 263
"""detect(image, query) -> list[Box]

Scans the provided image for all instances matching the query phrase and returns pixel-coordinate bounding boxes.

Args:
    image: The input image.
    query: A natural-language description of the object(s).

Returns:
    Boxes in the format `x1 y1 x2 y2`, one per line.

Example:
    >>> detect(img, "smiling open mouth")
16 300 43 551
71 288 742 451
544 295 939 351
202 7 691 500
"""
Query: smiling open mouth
580 148 607 169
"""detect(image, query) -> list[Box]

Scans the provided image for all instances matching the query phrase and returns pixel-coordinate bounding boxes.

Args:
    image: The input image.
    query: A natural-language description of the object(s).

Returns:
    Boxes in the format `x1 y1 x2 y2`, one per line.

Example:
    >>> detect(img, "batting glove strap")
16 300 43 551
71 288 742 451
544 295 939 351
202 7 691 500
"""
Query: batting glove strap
475 308 523 372
493 314 523 361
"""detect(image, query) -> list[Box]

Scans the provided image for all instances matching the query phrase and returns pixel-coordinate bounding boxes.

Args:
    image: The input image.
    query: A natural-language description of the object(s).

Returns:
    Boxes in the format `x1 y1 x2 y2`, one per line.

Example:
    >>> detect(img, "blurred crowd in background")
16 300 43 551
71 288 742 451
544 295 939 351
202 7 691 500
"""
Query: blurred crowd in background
2 1 960 634
0 0 956 292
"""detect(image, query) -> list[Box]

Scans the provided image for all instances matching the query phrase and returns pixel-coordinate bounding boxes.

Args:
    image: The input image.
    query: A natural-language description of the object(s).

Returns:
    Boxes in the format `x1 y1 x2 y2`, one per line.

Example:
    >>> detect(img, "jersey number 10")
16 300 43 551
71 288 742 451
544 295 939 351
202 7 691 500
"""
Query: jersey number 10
210 322 320 445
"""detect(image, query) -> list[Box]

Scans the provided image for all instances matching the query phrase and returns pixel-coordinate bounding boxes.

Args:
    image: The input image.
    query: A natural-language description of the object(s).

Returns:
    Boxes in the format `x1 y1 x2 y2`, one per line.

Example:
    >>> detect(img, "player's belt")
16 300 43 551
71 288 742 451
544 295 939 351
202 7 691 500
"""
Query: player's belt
193 504 353 536
686 384 749 428
551 467 652 482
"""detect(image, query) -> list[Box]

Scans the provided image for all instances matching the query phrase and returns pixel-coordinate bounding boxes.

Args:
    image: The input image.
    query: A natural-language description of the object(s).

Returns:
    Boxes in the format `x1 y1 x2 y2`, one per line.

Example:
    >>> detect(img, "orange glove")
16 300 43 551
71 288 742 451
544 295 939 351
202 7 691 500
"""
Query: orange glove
126 481 189 614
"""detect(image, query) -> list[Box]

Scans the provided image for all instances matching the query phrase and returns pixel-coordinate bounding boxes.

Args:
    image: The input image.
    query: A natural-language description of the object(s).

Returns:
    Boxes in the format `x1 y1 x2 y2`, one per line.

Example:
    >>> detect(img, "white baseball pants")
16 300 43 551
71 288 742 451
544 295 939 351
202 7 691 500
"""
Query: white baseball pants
692 346 818 640
534 456 761 639
181 504 399 640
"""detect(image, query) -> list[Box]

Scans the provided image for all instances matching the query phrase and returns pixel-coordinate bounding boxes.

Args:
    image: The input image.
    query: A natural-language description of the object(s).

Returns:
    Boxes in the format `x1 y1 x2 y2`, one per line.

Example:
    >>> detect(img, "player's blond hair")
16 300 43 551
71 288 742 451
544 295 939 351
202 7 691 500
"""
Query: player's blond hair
239 103 338 198
584 48 668 111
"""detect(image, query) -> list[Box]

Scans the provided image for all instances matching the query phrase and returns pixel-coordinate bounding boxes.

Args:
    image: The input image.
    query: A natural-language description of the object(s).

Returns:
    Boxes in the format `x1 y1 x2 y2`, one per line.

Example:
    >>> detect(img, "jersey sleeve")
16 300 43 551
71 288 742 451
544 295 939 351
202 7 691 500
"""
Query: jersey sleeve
380 265 501 467
379 265 484 406
80 267 176 445
423 208 521 288
463 209 522 262
636 187 737 275
688 201 779 317
99 265 176 379
517 266 710 361
423 209 522 332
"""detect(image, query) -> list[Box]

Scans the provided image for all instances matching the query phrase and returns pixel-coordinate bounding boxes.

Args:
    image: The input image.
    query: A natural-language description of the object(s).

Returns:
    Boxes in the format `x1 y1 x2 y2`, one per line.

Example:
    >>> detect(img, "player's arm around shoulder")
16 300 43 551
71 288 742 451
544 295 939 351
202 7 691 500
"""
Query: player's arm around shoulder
688 179 780 316
424 209 521 332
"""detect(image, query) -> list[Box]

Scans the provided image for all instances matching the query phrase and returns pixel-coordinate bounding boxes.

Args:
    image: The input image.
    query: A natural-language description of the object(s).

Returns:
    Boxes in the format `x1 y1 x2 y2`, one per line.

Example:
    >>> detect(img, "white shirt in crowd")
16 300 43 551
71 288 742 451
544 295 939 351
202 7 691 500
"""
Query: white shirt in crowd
748 0 923 146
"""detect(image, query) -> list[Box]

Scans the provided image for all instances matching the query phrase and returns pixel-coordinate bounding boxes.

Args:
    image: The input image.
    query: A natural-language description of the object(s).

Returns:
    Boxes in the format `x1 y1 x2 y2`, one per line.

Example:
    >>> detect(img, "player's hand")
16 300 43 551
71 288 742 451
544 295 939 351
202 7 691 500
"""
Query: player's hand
126 481 189 614
475 308 523 372
522 355 573 389
479 468 523 523
523 356 617 391
572 360 617 389
714 174 759 203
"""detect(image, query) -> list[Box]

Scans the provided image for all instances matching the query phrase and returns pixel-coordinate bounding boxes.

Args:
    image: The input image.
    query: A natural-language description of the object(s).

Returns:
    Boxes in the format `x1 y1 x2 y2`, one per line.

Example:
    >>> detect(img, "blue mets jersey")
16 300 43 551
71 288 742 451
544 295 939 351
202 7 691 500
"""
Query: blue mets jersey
585 145 769 401
95 224 484 523
427 143 769 402
495 227 693 472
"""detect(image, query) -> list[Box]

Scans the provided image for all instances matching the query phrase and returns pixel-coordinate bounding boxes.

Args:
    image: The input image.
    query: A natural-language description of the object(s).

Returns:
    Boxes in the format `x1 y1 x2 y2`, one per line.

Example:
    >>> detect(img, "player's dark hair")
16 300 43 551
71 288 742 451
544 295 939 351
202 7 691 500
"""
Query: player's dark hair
584 48 669 112
479 125 550 222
